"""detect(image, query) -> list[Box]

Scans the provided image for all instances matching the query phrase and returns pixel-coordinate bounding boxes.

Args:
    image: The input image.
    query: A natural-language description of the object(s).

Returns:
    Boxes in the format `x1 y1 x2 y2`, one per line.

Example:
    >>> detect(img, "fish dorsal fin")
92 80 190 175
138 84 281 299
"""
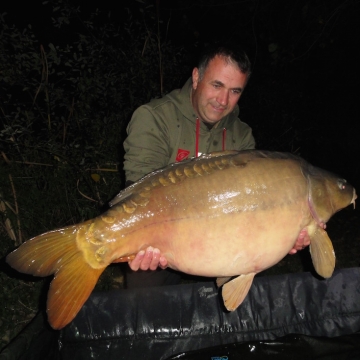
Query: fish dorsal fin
109 151 241 208
309 227 335 278
221 273 255 311
108 184 139 207
216 276 232 287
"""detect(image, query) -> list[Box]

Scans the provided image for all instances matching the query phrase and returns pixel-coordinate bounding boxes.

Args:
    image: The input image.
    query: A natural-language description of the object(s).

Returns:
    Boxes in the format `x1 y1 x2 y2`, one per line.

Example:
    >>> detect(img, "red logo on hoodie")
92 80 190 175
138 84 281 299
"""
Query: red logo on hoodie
176 149 190 162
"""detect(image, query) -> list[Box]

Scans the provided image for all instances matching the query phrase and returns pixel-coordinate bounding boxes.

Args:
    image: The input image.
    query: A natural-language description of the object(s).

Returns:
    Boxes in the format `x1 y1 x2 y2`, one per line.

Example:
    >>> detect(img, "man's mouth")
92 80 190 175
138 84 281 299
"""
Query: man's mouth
211 104 226 112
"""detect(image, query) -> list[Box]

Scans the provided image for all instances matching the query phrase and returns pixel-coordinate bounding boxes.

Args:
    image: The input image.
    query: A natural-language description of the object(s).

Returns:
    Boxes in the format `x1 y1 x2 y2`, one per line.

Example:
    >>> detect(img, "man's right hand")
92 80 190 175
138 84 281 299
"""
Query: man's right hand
128 246 168 271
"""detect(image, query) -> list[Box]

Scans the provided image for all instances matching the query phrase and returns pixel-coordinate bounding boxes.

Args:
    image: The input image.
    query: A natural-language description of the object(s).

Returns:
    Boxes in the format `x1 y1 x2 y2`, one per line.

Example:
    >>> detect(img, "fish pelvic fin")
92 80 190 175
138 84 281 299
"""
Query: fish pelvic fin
216 276 232 287
6 224 105 329
221 273 255 311
309 227 335 278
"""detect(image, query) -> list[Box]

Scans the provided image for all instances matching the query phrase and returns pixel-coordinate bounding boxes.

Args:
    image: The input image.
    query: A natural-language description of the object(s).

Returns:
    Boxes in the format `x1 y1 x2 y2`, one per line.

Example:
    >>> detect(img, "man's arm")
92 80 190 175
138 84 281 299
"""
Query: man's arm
123 106 170 183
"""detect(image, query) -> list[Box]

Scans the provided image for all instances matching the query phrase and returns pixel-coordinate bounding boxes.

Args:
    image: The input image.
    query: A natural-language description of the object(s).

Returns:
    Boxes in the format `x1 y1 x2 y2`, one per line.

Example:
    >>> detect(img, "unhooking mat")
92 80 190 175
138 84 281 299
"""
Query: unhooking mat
2 267 360 359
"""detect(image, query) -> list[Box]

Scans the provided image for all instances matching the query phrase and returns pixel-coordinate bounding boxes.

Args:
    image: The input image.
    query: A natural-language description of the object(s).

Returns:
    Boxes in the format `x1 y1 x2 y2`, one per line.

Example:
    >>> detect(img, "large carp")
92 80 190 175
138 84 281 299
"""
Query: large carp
6 150 357 329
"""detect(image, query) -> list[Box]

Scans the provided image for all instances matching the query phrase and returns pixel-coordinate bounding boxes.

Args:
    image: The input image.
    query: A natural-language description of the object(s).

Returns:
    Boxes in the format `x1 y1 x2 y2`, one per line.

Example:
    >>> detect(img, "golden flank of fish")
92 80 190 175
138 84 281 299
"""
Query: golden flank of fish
6 150 357 329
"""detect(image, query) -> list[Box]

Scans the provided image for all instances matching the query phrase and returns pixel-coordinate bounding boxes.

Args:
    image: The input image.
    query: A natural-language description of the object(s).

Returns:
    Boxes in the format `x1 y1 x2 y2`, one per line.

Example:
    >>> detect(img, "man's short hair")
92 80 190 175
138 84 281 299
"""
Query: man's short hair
197 43 252 80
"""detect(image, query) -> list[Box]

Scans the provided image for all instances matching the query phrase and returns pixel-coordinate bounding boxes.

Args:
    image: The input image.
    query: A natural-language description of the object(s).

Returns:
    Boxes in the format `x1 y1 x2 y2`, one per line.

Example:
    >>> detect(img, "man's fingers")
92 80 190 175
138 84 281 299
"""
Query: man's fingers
159 255 168 269
288 229 311 255
128 250 145 271
149 248 160 270
128 246 168 270
296 229 311 248
139 246 154 270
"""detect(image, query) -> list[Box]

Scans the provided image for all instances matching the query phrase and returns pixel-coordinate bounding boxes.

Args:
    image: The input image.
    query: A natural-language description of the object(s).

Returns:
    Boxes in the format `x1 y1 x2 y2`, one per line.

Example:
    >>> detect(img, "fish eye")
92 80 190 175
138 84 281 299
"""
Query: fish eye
337 179 347 190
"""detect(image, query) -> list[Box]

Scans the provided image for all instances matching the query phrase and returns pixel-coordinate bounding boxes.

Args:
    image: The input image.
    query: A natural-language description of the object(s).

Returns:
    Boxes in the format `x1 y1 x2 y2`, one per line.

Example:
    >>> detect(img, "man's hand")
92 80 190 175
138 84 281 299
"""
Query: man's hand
128 246 168 271
288 229 311 255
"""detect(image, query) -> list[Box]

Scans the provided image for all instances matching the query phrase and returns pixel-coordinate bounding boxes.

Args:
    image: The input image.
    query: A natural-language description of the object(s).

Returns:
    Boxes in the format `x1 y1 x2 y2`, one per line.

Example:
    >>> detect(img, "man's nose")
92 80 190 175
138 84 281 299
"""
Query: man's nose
216 90 229 106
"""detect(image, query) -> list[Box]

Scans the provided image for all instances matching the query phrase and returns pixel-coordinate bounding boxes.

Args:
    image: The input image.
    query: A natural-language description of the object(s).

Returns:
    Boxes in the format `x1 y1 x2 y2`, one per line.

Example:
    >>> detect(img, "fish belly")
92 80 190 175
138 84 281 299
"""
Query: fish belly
110 199 309 278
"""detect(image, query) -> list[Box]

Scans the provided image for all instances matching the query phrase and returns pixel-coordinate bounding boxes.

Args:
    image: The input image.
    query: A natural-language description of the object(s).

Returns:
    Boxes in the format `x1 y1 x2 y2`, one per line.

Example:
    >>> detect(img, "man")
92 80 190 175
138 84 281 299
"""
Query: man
123 44 310 287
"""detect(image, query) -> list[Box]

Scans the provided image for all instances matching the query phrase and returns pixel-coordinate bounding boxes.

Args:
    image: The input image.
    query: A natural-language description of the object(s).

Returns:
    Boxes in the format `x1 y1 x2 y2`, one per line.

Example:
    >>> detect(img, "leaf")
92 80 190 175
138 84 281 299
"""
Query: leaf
91 173 101 182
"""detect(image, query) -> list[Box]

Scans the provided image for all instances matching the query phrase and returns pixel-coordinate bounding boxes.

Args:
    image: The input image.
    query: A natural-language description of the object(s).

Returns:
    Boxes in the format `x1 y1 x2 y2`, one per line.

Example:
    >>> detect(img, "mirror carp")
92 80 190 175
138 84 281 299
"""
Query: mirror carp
6 150 357 329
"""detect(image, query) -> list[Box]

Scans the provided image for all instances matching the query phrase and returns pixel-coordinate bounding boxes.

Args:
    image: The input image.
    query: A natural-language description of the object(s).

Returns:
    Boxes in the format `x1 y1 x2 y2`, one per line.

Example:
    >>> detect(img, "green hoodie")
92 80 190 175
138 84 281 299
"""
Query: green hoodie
123 78 255 182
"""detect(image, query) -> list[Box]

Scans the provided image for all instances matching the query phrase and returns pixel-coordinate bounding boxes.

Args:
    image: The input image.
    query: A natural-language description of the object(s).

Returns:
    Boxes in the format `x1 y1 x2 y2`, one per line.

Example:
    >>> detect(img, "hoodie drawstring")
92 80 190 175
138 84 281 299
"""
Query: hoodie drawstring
196 118 200 157
222 127 226 151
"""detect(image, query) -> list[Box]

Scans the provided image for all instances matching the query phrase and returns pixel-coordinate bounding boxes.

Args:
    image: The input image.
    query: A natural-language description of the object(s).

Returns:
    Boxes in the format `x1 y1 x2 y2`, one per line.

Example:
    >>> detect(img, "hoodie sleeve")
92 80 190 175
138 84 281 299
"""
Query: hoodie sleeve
123 105 171 183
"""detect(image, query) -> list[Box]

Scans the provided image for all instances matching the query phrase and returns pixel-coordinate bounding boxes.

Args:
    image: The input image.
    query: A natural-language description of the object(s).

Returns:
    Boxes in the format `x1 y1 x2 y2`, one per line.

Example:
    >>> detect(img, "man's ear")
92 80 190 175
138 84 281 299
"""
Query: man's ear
192 67 199 90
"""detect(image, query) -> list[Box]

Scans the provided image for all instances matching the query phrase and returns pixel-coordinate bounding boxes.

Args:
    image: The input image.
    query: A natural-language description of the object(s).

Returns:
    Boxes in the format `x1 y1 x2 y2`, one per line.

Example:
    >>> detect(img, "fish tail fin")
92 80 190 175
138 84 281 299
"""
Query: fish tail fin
309 227 335 278
6 224 105 329
6 225 80 276
47 255 104 329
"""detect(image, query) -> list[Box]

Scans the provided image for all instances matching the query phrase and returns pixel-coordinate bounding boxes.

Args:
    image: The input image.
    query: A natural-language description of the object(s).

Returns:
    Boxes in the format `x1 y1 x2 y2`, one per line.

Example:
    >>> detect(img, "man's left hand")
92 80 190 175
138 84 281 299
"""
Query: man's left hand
128 246 168 271
288 229 310 255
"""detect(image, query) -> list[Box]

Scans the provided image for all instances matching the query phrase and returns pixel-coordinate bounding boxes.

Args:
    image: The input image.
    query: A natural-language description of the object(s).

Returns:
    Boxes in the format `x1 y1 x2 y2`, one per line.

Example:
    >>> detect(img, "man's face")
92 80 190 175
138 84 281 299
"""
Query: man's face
191 55 249 125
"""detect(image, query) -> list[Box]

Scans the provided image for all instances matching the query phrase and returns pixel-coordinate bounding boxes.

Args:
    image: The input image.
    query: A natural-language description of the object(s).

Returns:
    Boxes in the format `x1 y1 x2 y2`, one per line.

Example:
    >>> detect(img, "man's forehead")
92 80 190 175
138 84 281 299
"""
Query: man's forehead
204 58 248 87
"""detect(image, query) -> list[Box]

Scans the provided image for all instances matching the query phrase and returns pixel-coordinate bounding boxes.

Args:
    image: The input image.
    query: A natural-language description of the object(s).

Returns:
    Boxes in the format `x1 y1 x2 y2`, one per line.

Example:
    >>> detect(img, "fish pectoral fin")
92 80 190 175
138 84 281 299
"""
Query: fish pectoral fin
216 276 232 287
309 227 335 278
112 254 136 263
221 273 255 311
47 256 105 330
